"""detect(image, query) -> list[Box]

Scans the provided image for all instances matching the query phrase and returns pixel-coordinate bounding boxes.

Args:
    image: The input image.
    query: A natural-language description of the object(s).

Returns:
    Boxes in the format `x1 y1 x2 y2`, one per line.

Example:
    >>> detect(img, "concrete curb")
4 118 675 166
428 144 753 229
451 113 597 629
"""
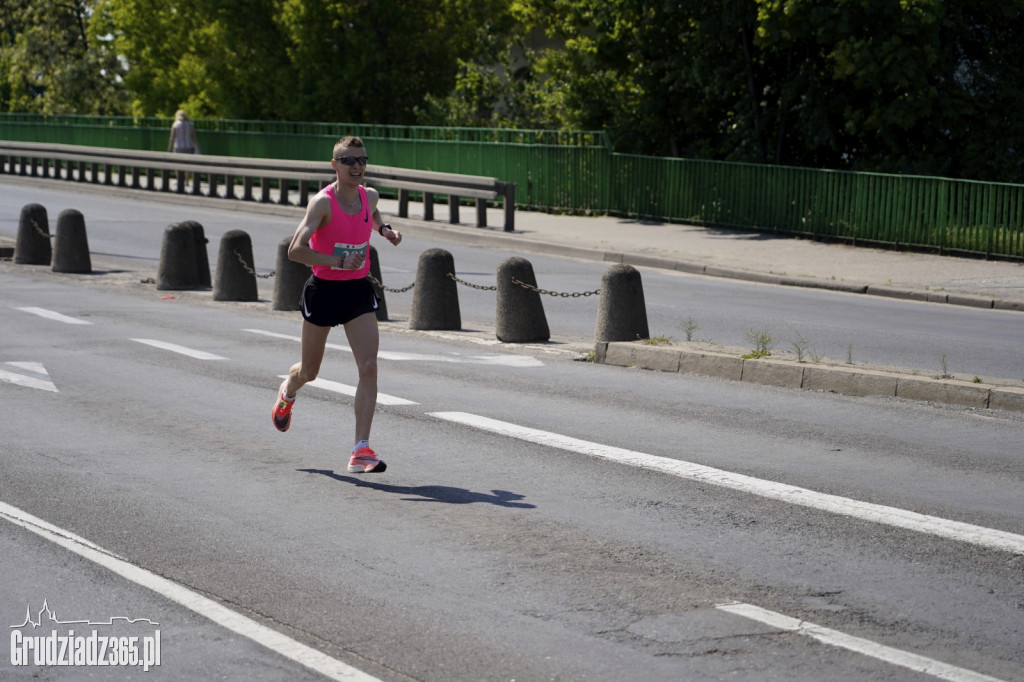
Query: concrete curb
595 341 1024 413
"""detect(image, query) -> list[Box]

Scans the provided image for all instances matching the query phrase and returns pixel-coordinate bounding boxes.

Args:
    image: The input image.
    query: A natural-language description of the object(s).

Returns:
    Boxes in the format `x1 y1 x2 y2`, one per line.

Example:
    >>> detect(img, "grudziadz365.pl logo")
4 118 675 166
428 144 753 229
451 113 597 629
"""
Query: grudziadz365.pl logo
9 600 161 671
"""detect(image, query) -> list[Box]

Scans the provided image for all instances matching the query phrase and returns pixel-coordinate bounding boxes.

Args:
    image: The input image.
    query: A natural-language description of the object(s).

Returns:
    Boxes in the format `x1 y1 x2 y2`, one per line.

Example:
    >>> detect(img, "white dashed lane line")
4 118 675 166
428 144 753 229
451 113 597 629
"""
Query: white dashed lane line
277 375 418 406
15 306 93 325
130 339 227 361
716 602 1005 682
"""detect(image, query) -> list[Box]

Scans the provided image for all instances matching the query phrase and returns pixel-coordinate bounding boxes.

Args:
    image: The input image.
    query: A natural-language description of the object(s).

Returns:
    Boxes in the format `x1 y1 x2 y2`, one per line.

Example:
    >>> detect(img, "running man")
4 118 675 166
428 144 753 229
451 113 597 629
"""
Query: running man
272 136 402 474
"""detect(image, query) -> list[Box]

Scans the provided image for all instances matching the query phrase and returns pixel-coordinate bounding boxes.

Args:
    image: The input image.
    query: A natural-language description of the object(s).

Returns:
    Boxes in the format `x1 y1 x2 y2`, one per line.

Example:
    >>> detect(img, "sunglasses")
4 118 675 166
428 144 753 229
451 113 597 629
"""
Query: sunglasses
334 155 369 166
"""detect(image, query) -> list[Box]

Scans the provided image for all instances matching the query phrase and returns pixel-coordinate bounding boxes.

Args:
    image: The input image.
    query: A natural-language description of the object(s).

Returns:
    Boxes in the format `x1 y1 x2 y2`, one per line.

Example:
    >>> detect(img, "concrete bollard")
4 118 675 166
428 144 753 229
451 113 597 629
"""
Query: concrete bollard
51 209 92 274
272 236 311 311
595 264 649 342
496 257 549 343
15 203 51 265
158 223 200 290
180 220 211 288
409 248 460 330
368 244 388 321
213 229 258 302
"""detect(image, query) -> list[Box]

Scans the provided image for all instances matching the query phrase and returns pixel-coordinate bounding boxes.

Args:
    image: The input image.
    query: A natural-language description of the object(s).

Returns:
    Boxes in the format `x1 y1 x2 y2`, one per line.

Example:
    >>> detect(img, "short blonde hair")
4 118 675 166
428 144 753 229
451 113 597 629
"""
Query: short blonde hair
175 110 189 121
333 136 365 157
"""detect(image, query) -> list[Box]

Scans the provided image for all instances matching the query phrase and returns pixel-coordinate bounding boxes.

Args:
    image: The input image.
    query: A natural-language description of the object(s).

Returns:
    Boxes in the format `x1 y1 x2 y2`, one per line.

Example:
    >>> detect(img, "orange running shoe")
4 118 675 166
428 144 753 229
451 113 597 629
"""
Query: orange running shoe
272 382 295 432
348 446 386 474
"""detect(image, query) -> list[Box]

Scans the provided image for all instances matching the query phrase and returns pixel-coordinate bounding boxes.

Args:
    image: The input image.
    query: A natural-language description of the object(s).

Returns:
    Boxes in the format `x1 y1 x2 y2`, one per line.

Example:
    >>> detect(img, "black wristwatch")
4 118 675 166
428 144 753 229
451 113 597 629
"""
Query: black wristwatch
378 223 391 236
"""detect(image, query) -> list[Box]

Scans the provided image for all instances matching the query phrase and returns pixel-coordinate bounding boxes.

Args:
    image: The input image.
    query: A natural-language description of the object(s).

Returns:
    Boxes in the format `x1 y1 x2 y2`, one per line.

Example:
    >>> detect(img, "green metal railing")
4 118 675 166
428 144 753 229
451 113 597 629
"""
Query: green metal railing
1 113 1021 259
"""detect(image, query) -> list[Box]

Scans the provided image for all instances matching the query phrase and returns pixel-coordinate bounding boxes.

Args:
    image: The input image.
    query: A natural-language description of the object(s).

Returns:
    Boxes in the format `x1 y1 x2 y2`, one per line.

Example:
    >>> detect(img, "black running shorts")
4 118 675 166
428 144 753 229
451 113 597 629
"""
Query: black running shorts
300 275 379 327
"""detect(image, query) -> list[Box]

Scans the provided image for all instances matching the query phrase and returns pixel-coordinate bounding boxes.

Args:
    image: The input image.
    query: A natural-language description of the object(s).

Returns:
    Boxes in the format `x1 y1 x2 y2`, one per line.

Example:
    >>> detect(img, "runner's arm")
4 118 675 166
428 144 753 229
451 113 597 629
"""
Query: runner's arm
366 187 402 246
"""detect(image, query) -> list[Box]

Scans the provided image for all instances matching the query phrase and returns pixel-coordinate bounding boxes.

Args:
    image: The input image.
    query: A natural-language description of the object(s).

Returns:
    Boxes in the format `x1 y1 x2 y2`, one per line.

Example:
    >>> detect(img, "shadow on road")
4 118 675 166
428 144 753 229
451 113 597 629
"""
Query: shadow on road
297 468 536 508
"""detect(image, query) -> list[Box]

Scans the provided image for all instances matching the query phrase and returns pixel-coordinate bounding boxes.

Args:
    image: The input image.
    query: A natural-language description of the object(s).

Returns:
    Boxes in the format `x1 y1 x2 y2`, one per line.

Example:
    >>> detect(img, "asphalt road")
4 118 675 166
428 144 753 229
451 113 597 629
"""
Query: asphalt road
2 241 1023 680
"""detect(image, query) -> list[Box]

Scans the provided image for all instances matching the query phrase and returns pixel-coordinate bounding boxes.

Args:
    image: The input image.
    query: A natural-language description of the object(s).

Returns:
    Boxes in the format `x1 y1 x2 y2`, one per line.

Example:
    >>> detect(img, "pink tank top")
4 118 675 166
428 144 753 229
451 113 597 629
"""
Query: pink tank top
309 184 372 281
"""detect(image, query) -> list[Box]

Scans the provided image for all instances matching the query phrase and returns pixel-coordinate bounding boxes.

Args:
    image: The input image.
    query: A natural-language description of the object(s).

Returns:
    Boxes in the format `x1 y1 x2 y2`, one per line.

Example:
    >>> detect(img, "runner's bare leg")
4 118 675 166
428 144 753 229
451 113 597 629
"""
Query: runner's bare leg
344 311 379 443
284 319 331 397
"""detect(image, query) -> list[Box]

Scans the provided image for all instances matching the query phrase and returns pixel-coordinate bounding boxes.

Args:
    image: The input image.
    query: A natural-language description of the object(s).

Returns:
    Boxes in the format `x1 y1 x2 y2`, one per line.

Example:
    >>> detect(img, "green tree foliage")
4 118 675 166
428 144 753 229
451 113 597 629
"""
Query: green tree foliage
500 0 1024 180
95 0 291 118
0 0 128 114
275 0 514 124
88 0 513 122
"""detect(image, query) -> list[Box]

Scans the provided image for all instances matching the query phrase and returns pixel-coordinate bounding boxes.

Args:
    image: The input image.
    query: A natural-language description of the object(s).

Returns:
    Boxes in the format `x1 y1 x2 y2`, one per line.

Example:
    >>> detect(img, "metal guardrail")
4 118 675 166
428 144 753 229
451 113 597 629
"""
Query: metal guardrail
0 141 517 231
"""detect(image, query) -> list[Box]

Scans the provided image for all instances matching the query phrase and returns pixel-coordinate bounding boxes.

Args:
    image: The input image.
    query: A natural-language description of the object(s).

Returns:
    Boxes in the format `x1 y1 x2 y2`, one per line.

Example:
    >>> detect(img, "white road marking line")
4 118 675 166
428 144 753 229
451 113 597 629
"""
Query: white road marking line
716 602 1005 682
16 306 92 325
0 501 381 682
131 339 226 360
0 362 58 392
278 376 418 406
429 412 1024 556
246 328 544 367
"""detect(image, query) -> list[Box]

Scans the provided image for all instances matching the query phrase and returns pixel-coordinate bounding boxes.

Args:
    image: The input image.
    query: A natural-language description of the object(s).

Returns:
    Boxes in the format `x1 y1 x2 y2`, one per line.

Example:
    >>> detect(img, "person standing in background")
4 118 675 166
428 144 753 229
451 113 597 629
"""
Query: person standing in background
167 110 199 154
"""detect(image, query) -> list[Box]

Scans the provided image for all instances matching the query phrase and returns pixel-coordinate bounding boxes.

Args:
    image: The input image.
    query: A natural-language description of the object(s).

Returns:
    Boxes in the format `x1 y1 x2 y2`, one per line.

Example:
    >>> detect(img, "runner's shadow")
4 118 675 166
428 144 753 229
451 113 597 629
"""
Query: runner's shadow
297 469 536 508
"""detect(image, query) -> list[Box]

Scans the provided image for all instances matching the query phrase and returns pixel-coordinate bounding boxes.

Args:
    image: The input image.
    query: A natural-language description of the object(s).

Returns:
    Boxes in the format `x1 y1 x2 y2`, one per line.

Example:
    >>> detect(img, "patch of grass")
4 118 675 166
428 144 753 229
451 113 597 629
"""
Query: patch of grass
641 335 673 345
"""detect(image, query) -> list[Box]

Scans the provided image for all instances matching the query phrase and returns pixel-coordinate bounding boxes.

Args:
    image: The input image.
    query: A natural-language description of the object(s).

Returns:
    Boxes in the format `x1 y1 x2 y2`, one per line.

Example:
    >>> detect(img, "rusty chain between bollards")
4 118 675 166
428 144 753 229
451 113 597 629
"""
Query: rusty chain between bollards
32 220 54 240
234 249 275 279
368 273 415 293
373 272 599 297
510 277 600 298
447 272 495 291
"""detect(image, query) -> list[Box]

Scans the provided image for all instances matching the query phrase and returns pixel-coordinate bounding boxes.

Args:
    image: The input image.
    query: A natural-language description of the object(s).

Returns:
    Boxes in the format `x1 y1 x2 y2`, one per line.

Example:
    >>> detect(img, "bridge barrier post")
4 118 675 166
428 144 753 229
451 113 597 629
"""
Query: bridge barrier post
594 264 649 342
213 230 258 302
272 237 310 311
368 244 388 321
475 199 487 228
409 248 460 330
15 203 52 265
496 257 549 343
51 209 91 274
449 196 460 224
398 189 410 218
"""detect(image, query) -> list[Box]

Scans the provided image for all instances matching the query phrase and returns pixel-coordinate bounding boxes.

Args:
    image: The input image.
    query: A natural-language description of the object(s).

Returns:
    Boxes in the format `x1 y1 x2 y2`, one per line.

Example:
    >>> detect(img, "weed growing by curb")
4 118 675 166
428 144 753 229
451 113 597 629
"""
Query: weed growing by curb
742 329 777 359
789 331 815 363
678 318 700 342
937 353 953 379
